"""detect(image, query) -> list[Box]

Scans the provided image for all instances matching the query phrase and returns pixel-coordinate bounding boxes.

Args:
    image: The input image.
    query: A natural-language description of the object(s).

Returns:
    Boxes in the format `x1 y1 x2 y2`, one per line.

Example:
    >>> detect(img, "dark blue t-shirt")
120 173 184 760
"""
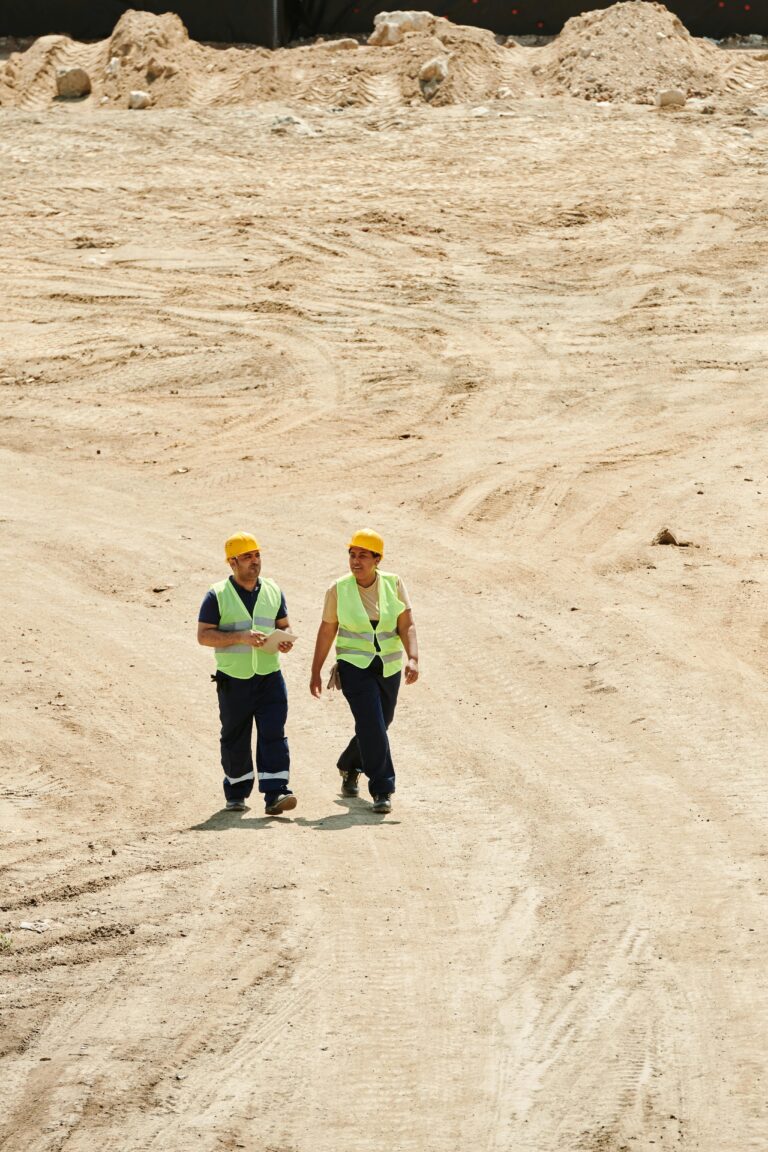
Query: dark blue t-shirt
198 576 287 626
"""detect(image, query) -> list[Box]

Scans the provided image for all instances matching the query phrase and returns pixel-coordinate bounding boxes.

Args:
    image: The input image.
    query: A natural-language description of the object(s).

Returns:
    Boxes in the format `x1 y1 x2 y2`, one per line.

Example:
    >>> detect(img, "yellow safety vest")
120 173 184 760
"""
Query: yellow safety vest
335 571 405 678
212 577 283 679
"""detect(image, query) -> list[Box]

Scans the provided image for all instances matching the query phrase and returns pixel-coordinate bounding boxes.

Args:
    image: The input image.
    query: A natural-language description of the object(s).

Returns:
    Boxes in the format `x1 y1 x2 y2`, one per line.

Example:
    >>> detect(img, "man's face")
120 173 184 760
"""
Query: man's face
348 547 379 583
230 549 261 583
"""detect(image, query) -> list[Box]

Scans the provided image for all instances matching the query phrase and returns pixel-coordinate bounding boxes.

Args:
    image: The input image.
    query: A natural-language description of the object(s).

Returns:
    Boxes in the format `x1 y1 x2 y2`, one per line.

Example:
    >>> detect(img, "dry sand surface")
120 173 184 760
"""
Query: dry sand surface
2 3 768 1150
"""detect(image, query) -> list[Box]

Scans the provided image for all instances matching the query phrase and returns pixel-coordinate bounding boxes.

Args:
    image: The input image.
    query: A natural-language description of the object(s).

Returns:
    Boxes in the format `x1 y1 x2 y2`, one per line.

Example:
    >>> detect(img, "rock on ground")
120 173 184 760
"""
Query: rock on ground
56 67 91 99
419 56 449 101
369 10 439 46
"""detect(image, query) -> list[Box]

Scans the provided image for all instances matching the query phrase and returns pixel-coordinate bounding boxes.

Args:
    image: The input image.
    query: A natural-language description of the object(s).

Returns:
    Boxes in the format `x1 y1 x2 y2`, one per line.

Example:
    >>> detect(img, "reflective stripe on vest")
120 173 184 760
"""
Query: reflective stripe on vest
212 577 283 679
335 571 405 678
219 620 251 652
338 626 375 642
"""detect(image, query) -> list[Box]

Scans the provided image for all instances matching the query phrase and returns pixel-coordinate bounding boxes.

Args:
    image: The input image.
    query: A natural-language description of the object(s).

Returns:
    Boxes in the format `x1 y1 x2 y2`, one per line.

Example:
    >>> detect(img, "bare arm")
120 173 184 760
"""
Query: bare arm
310 620 338 698
197 618 294 652
197 622 261 649
397 609 419 685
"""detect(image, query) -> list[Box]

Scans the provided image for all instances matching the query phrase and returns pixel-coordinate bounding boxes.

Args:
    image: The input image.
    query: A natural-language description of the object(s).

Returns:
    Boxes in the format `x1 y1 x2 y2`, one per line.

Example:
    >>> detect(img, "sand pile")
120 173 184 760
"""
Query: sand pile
1 4 766 112
533 1 724 103
393 22 511 106
0 34 77 108
0 10 206 109
102 10 194 106
237 18 515 108
0 6 512 112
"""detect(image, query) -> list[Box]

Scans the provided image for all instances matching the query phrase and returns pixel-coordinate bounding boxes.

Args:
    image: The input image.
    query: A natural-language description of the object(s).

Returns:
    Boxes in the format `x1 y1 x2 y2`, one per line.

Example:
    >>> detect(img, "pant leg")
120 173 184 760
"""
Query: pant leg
338 658 399 797
377 663 401 731
252 670 290 799
216 674 256 802
337 662 401 777
337 735 363 775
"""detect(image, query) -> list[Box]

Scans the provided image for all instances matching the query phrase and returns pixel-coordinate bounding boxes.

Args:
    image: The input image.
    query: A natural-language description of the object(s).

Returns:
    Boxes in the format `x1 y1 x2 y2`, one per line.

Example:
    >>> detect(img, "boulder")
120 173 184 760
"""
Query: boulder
369 11 435 46
56 67 91 99
655 88 686 108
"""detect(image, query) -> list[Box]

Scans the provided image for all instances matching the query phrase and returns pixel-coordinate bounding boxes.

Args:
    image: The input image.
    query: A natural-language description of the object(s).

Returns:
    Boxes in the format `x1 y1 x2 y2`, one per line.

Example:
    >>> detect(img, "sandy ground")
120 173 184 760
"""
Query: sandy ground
2 10 768 1152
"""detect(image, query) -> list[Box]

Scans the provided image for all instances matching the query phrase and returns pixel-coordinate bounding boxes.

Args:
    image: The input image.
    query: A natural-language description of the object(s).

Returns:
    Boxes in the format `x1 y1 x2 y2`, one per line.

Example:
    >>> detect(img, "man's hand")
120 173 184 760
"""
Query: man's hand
278 638 294 653
404 657 419 685
248 631 267 648
310 672 322 698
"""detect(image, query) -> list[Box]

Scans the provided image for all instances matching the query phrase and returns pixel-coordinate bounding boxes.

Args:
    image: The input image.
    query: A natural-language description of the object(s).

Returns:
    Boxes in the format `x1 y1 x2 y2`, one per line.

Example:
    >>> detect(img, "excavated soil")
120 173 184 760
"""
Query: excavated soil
2 3 768 1152
1 3 768 110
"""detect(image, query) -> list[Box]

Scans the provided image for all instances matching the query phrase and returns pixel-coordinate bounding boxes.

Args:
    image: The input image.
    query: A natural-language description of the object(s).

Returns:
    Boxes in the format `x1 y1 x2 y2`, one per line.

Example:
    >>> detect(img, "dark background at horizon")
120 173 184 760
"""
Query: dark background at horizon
0 0 764 49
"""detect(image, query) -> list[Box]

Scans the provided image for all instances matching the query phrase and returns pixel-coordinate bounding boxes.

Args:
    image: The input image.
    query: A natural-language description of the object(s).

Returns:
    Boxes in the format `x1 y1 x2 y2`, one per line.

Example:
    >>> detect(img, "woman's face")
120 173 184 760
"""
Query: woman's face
348 547 380 584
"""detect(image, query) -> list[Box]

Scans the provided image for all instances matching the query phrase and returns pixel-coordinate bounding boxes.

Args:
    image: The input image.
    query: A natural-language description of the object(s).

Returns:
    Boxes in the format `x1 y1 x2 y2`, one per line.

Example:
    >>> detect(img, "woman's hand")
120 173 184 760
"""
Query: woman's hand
404 657 419 685
310 672 323 698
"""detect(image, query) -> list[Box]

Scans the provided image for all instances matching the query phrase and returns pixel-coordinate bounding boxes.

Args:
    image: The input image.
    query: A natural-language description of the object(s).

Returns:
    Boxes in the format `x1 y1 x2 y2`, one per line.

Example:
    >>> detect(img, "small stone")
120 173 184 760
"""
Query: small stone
419 56 448 101
270 115 313 135
128 90 151 110
651 527 693 547
56 67 91 99
316 38 358 51
655 88 686 109
105 56 120 77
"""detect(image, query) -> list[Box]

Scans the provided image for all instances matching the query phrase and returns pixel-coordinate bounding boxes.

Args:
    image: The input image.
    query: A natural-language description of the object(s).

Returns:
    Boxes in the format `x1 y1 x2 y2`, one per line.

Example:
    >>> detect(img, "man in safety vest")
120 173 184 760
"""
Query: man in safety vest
198 532 297 815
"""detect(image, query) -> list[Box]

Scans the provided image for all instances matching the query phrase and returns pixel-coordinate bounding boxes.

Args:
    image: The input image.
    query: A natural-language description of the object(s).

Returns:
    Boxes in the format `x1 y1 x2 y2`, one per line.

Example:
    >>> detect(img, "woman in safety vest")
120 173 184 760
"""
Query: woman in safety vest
310 529 419 814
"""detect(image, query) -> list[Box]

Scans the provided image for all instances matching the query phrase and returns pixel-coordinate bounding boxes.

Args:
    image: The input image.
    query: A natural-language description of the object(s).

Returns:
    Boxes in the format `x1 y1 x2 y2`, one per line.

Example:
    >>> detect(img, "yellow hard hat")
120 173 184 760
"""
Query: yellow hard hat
348 528 384 557
225 532 260 560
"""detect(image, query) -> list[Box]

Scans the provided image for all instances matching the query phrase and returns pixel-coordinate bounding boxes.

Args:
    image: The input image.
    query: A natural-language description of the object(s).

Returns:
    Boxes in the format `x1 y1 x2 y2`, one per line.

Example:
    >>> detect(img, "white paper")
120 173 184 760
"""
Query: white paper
255 629 297 654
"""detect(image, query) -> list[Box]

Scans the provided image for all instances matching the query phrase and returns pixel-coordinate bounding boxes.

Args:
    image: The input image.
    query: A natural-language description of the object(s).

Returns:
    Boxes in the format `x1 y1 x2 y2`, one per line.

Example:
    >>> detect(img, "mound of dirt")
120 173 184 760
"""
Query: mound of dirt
238 19 517 109
103 10 193 107
534 1 724 103
0 34 71 107
398 22 510 106
1 3 765 112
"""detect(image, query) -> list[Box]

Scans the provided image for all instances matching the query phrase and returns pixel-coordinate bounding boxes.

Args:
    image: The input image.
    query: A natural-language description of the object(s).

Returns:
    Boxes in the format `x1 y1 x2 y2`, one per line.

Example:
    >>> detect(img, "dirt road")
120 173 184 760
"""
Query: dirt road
1 85 767 1151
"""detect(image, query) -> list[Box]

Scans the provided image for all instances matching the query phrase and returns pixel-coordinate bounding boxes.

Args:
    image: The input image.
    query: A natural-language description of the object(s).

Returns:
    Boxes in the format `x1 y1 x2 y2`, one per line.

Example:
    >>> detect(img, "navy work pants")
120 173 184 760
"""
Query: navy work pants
215 670 290 803
337 657 401 798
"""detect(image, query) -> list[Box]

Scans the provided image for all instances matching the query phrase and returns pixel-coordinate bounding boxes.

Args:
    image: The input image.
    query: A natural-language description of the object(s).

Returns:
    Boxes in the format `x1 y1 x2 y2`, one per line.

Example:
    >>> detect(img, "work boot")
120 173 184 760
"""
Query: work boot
225 799 247 812
339 769 360 797
371 795 392 814
265 791 297 816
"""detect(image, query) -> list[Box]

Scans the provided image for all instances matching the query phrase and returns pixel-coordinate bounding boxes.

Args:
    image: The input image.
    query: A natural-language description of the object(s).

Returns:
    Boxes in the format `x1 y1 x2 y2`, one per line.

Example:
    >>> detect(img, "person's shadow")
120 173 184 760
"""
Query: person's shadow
188 799 399 832
187 807 285 832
